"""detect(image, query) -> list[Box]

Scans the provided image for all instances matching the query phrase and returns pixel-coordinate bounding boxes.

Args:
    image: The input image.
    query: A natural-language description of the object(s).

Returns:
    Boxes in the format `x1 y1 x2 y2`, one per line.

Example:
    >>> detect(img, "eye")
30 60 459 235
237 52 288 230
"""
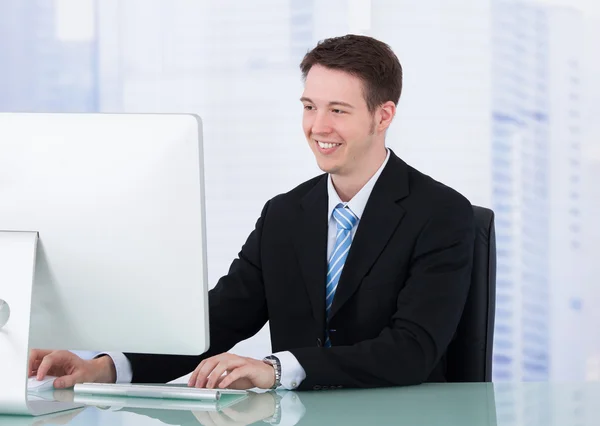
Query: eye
332 109 346 114
303 105 315 111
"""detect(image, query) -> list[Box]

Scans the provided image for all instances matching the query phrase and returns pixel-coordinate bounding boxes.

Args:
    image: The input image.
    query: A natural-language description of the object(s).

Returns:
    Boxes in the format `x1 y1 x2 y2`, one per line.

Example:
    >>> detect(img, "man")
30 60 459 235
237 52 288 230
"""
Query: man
30 34 475 391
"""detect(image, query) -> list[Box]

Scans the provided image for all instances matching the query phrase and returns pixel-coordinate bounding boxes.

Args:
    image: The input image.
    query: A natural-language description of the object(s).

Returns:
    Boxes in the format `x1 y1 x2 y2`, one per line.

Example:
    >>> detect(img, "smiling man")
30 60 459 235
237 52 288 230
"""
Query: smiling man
30 34 475 392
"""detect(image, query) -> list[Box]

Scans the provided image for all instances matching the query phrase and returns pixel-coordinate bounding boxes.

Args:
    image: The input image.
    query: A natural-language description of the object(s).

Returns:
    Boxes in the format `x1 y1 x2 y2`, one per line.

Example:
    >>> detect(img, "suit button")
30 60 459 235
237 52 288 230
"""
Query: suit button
316 338 322 347
313 385 321 390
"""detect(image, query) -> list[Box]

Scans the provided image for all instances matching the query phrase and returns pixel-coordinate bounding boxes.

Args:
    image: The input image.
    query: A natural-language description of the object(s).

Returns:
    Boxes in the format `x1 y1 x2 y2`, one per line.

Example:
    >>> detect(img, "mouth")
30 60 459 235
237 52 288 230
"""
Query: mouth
315 140 342 154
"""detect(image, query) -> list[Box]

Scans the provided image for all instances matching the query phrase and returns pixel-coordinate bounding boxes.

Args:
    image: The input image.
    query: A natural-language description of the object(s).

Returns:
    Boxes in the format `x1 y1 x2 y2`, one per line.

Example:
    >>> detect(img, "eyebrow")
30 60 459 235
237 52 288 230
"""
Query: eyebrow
300 97 355 109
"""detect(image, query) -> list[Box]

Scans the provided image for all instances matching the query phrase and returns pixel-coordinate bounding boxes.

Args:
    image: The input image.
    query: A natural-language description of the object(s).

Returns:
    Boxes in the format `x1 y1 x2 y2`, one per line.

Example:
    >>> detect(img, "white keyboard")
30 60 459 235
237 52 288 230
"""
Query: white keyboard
73 392 248 412
73 382 247 401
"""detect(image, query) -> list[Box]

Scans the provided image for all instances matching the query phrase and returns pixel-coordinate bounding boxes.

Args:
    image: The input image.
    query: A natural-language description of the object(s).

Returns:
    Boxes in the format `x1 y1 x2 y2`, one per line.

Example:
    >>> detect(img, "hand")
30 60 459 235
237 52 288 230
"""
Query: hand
192 391 276 426
188 353 275 390
28 350 116 389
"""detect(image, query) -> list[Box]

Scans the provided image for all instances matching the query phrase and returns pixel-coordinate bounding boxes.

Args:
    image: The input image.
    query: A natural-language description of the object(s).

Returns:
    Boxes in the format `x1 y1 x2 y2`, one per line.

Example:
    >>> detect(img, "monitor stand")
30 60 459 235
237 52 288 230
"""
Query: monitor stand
0 231 83 416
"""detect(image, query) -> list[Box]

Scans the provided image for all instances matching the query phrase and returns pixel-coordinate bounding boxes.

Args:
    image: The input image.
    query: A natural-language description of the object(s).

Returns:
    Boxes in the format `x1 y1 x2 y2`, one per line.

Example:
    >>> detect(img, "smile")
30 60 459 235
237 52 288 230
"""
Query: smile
316 141 342 149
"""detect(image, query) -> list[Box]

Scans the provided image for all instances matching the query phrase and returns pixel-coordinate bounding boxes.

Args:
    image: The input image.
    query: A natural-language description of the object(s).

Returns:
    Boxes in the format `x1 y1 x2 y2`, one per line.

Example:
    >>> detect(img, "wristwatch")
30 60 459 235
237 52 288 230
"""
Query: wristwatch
263 355 281 389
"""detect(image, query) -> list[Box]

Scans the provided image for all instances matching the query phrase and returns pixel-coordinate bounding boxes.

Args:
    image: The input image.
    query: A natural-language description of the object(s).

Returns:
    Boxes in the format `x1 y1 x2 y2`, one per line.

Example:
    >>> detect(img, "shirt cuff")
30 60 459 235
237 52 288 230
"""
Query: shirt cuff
273 351 306 390
97 352 133 384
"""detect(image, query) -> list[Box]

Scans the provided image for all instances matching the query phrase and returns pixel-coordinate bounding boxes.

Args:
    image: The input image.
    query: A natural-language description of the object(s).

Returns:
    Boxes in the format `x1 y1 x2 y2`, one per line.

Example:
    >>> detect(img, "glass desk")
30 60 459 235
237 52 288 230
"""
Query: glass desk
1 382 599 425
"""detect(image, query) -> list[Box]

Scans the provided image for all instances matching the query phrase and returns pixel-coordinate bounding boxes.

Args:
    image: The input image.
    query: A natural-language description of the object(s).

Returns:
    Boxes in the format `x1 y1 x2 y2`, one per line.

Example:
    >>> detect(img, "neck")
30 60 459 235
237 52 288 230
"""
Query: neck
331 147 387 202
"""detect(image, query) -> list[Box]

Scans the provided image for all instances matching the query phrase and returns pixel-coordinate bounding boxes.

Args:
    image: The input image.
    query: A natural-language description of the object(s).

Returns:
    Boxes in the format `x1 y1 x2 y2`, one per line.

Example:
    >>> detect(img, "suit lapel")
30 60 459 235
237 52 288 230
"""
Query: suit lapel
329 152 410 320
293 176 328 335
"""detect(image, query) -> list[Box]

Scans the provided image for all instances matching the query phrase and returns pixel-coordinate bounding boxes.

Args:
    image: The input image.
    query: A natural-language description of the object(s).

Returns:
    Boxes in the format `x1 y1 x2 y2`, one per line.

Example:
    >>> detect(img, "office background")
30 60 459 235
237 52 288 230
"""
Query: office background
1 0 599 384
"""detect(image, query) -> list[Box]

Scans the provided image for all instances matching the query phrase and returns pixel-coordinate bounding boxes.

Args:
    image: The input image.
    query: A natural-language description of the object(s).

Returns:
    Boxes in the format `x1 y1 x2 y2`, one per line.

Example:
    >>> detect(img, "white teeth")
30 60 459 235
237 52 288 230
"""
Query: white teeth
317 141 340 149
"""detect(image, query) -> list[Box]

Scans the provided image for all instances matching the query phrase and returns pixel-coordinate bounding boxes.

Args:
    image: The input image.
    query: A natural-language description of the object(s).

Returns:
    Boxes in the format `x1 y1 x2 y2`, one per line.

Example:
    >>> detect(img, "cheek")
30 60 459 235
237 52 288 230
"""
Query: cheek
336 122 366 145
302 115 312 136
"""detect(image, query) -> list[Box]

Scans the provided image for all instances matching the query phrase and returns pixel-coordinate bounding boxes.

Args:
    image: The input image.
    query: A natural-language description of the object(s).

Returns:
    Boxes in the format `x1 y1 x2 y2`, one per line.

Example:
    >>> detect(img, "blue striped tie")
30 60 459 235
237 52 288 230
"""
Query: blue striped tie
325 203 358 347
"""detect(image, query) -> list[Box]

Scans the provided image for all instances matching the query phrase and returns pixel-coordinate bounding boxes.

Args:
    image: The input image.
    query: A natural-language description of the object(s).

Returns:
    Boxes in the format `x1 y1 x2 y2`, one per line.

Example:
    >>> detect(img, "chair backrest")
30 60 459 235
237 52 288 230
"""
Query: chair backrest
446 205 496 382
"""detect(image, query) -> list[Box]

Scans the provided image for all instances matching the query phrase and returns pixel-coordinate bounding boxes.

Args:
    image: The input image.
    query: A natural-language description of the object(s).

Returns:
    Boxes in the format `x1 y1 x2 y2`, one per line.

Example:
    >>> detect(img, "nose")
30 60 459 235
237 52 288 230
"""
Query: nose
310 111 333 136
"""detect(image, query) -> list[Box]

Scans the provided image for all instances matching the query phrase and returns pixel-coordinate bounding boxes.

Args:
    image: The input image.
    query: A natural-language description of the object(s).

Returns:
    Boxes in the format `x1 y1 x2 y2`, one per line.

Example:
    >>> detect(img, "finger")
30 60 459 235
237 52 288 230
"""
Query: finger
188 361 203 387
215 374 227 388
218 366 251 389
220 376 254 390
192 359 217 388
36 354 58 380
54 373 81 389
29 360 42 377
214 373 249 390
28 352 37 376
192 358 221 388
206 359 245 389
28 350 49 376
36 351 73 380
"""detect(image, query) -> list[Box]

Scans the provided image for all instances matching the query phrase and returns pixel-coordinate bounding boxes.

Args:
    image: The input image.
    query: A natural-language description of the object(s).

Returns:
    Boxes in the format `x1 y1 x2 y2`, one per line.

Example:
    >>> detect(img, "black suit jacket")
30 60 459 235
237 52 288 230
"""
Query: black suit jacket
125 150 475 390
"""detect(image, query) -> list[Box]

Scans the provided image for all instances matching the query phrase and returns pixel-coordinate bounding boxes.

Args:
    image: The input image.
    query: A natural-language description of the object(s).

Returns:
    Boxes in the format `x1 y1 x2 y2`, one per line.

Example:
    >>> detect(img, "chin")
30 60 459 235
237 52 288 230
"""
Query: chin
316 160 341 175
310 148 343 174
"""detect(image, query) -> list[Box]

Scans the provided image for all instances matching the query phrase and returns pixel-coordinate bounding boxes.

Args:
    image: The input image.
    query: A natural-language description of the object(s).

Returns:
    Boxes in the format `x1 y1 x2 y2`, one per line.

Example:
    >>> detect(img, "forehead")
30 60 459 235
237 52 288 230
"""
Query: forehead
302 65 367 106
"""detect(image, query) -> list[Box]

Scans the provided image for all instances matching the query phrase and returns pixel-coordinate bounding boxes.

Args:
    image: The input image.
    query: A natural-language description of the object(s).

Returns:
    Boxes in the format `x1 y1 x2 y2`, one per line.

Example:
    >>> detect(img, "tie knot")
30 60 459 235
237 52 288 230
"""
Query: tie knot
333 204 358 231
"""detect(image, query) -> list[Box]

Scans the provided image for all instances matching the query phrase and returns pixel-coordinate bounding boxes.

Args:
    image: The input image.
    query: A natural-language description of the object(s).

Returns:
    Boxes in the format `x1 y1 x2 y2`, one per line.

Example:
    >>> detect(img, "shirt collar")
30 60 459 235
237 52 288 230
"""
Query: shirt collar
327 148 391 221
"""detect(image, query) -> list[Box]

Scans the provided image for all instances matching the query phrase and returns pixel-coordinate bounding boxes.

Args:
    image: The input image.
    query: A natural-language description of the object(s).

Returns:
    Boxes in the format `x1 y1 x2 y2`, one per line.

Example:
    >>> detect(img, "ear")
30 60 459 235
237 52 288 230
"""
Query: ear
376 101 396 133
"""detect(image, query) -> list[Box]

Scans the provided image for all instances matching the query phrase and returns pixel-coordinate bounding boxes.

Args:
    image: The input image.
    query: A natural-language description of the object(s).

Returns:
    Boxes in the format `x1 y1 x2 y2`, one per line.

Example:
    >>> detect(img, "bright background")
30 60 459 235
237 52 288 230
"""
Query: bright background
2 0 599 389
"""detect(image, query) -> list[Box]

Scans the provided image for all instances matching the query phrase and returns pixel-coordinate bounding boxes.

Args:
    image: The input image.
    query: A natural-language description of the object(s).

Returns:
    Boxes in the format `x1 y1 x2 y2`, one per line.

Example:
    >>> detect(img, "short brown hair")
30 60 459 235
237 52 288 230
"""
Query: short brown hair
300 34 403 113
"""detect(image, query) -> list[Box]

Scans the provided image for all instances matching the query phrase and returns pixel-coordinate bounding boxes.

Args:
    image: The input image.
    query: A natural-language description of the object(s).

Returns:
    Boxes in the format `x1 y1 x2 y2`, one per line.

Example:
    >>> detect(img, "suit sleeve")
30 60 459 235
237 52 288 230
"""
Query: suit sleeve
124 201 271 383
289 196 476 389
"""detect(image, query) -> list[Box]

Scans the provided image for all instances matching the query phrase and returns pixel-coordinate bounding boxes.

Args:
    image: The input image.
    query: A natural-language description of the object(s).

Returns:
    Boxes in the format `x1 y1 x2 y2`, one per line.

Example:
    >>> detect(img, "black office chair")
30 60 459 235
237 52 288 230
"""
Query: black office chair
446 205 496 382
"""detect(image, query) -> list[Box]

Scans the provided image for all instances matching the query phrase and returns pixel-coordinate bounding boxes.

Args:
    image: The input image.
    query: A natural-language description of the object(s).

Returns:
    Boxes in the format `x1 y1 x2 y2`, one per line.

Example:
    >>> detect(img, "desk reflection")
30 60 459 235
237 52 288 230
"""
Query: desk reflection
17 382 600 426
50 383 496 426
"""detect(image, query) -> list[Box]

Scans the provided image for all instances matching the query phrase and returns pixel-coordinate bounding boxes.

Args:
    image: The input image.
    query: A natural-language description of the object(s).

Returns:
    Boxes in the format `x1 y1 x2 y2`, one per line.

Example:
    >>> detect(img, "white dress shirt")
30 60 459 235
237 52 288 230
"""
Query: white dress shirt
105 149 391 389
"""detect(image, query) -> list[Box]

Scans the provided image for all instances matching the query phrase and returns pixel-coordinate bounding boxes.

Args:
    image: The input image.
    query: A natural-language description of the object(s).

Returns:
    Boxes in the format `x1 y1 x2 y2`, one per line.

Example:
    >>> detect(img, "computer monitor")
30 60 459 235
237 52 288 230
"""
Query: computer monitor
0 113 210 415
